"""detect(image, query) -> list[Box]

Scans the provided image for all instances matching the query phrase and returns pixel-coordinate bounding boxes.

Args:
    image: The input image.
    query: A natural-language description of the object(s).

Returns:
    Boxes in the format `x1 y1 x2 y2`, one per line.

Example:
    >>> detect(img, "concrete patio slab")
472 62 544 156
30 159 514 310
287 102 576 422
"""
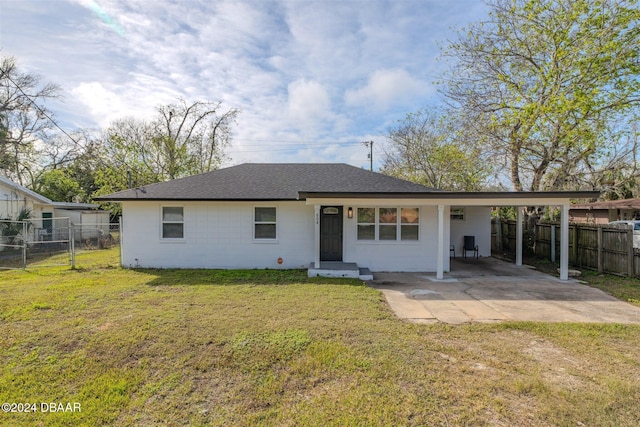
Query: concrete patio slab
369 257 640 324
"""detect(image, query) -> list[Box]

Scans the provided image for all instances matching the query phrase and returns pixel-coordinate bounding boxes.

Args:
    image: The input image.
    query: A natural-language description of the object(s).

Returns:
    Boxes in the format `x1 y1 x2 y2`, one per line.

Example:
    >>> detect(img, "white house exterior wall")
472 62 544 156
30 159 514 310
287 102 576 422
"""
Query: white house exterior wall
120 201 316 269
120 200 447 272
54 209 81 225
449 206 492 257
0 181 50 220
0 181 54 233
342 205 448 272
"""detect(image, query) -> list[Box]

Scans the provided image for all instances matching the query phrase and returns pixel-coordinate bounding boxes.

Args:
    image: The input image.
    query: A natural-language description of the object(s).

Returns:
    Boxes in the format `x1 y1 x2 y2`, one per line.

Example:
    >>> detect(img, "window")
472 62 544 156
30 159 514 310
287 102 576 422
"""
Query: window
162 207 184 239
401 208 420 240
379 208 397 240
255 207 276 239
357 207 419 241
450 207 465 221
357 208 375 240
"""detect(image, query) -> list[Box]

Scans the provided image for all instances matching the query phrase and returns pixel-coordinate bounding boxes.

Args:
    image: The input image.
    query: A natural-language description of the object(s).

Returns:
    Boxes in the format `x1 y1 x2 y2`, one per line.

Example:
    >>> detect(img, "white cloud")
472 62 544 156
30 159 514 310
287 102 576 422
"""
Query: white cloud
70 82 125 126
287 79 332 131
344 69 432 112
1 0 491 167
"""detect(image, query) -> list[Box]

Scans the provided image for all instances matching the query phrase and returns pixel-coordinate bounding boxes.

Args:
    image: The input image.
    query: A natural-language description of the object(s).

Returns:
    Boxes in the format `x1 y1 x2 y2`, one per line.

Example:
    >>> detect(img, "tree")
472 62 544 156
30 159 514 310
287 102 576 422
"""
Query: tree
381 109 493 191
440 0 640 193
547 124 640 199
102 99 239 184
34 169 83 202
0 55 60 185
63 139 111 203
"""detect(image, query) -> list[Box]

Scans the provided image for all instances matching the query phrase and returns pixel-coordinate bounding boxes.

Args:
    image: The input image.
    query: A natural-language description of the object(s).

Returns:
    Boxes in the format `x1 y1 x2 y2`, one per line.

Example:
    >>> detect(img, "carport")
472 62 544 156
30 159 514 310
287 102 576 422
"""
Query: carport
428 191 599 281
371 257 640 324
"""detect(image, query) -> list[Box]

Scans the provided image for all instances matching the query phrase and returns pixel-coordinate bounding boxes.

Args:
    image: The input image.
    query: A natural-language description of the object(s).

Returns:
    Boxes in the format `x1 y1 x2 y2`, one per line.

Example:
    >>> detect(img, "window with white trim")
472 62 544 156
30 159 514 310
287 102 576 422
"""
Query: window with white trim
162 207 184 239
357 207 419 241
357 208 375 240
254 207 277 239
400 207 420 240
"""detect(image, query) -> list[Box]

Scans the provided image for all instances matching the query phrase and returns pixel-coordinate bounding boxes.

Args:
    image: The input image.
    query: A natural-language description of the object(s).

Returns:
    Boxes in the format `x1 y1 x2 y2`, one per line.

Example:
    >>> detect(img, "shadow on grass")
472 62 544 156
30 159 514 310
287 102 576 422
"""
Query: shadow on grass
133 268 366 287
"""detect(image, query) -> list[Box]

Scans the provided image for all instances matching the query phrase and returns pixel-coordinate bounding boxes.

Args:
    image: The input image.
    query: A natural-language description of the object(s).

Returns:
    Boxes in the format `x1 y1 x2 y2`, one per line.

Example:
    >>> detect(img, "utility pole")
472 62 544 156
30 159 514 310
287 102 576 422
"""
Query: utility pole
363 141 374 171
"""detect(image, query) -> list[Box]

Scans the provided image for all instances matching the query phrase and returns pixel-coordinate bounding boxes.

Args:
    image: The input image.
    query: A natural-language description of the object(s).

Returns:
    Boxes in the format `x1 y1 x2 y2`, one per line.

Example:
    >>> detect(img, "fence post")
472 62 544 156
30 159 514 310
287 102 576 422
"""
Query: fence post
550 224 556 263
22 221 27 269
516 209 523 266
496 217 502 252
572 224 579 266
627 227 634 277
70 223 75 269
597 226 603 273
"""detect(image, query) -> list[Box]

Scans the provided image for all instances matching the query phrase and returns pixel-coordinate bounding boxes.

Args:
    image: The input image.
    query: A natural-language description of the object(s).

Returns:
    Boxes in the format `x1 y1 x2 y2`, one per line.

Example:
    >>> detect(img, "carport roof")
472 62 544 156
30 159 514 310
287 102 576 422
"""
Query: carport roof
299 190 600 202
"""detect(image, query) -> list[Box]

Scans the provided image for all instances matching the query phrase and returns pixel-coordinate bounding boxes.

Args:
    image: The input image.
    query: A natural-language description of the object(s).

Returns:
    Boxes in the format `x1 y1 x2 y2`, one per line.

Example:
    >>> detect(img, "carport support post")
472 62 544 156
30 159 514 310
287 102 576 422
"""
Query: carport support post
550 224 556 263
314 205 321 269
436 205 444 280
516 207 523 267
560 204 569 281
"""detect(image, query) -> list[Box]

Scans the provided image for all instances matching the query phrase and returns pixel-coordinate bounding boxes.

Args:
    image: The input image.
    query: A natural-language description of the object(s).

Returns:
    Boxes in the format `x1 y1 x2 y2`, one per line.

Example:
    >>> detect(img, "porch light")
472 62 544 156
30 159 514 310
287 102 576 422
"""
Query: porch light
347 207 353 218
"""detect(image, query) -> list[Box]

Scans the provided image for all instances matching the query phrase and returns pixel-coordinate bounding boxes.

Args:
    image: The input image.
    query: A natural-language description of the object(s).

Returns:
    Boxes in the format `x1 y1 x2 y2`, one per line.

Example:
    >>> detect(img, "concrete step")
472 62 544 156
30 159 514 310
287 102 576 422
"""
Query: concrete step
307 262 372 280
358 267 373 281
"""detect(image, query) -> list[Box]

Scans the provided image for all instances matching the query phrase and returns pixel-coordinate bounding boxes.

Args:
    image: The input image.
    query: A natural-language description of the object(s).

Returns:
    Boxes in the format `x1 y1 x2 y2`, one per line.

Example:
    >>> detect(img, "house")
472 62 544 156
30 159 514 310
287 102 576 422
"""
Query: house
570 198 640 224
97 163 598 280
0 175 110 242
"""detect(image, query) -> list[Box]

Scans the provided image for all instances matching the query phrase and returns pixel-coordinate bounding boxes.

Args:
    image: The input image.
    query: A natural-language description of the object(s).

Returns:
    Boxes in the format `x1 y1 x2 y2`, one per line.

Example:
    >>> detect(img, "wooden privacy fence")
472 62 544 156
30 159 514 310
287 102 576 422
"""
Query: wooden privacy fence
492 219 640 278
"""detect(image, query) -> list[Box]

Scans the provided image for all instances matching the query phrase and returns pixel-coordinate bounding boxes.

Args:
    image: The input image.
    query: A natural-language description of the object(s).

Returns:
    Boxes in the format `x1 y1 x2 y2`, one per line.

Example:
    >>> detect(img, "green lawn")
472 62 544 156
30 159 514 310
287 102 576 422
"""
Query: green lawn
2 249 640 426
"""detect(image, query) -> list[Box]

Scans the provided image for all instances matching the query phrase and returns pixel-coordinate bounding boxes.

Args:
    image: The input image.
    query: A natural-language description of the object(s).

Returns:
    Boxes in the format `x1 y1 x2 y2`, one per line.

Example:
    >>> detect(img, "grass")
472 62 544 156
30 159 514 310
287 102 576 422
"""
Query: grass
523 255 640 307
578 272 640 306
1 249 640 425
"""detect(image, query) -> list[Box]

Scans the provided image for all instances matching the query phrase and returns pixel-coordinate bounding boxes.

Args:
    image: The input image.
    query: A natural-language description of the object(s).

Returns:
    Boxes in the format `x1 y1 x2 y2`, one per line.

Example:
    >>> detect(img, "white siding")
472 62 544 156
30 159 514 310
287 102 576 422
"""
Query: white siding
0 181 54 234
119 201 502 272
121 201 315 269
53 209 81 225
449 206 491 257
122 201 456 272
0 181 44 218
343 205 448 272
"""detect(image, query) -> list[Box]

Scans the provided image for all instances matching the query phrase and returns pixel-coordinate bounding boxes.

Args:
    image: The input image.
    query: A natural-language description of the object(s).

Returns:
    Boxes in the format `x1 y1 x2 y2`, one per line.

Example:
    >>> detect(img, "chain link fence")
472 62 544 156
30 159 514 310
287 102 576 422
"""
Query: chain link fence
0 217 120 269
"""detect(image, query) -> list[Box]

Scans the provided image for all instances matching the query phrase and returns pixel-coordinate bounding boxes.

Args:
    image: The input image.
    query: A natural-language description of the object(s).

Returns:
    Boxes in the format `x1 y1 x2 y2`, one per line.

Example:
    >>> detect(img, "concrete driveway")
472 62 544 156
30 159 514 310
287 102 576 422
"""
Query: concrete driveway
369 257 640 324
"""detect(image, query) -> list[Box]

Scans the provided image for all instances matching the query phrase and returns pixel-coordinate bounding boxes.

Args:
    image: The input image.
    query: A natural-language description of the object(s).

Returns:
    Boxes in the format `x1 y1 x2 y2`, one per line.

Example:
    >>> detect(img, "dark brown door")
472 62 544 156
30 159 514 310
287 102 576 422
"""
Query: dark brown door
320 206 343 261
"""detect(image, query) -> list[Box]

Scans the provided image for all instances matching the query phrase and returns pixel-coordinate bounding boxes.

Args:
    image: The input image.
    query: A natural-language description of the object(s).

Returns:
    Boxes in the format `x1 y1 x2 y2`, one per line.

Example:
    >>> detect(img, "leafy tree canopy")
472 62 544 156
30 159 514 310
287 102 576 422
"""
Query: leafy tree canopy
441 0 640 192
382 109 494 191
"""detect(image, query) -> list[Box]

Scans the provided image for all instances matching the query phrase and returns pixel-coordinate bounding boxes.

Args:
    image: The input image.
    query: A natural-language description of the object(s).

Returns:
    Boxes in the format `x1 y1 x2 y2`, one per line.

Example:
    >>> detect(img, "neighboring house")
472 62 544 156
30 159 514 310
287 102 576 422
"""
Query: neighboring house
97 163 598 280
570 198 640 224
0 175 109 242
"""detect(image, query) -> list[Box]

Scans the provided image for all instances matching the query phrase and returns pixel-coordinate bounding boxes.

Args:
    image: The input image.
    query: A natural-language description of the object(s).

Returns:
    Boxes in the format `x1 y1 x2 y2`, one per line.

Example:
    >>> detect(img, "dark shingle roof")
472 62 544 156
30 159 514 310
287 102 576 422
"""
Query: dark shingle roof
96 163 440 201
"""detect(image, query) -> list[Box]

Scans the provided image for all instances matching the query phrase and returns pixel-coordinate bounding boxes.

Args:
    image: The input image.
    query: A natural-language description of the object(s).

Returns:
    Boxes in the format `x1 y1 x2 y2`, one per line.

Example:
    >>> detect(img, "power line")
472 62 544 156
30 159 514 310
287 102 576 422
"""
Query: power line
1 68 83 151
2 65 383 174
231 146 361 154
231 138 364 145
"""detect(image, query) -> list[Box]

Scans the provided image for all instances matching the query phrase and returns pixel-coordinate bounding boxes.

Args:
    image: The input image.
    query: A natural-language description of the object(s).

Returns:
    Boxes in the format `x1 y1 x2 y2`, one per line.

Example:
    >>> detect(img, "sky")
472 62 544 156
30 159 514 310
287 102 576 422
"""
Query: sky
0 0 490 170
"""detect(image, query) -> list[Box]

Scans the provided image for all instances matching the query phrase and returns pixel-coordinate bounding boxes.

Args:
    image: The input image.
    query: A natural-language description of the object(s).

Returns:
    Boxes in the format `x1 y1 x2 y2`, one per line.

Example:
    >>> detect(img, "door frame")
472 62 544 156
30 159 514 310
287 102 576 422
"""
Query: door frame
319 205 343 262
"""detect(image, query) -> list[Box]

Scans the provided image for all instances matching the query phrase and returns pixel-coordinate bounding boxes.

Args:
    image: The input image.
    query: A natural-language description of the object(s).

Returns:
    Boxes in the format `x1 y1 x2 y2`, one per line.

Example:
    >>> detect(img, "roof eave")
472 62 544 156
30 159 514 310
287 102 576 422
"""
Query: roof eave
298 191 601 200
94 197 300 202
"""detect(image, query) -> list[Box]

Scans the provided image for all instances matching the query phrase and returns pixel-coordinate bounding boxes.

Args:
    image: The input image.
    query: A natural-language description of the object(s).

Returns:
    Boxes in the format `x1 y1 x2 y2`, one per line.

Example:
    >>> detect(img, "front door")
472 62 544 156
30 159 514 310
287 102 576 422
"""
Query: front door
320 206 343 261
